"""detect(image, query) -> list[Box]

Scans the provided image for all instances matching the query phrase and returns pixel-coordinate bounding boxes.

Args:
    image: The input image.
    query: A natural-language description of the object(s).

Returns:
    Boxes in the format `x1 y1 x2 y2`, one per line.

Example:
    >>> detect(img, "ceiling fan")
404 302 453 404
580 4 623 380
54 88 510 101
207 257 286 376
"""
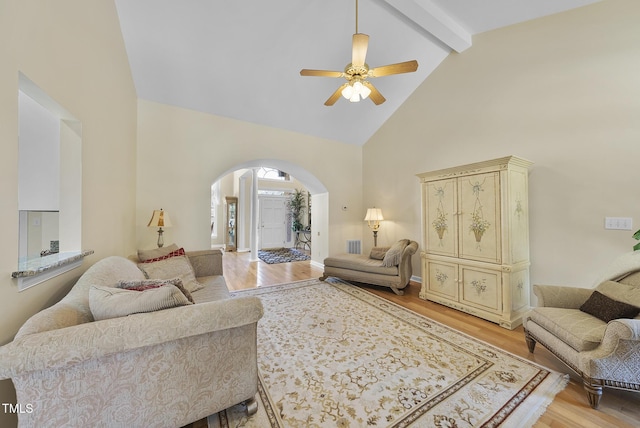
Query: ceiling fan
300 0 418 106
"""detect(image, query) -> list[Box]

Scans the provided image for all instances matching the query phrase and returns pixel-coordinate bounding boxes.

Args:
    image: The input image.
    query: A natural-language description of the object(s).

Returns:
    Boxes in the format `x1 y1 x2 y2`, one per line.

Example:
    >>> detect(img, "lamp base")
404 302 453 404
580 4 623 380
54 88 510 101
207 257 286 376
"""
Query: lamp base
157 228 164 248
373 230 378 247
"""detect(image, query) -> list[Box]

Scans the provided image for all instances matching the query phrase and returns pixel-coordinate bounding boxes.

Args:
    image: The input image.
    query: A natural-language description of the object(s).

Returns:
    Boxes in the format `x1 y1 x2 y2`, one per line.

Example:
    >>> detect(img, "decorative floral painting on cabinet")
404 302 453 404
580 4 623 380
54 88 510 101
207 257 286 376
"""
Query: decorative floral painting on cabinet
468 179 491 247
432 185 448 243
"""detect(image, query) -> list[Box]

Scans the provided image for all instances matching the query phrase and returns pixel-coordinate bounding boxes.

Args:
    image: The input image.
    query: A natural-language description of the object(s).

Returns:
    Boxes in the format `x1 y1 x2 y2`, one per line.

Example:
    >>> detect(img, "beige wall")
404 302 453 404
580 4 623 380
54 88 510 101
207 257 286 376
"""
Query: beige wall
0 0 137 425
136 99 364 264
2 0 637 425
364 0 640 289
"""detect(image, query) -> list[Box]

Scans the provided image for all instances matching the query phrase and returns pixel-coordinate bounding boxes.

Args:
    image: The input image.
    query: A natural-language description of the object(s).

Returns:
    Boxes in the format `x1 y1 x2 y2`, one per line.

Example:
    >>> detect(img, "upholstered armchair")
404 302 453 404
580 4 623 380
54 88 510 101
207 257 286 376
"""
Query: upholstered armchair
523 252 640 408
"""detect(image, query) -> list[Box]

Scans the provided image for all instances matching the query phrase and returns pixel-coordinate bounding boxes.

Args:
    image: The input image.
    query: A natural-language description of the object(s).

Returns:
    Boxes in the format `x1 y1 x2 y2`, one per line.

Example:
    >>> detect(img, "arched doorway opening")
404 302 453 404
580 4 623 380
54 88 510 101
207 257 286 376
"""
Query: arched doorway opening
210 159 328 265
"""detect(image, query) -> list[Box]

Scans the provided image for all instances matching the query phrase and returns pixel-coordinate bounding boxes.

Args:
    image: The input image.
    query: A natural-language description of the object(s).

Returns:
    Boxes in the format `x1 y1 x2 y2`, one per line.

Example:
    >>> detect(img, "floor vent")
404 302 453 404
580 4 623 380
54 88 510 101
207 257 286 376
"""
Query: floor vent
346 240 362 254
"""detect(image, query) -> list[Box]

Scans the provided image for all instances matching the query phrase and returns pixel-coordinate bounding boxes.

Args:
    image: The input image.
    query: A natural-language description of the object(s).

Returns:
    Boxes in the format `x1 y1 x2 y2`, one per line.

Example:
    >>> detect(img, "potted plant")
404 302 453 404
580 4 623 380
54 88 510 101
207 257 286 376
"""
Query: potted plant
287 189 306 231
634 229 640 251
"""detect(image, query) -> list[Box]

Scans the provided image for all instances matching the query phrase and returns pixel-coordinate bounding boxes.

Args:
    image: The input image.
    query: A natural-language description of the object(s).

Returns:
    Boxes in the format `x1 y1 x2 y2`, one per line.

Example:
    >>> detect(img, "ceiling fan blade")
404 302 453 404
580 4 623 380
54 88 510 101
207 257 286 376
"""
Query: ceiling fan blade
325 83 348 106
363 81 385 105
369 60 418 77
300 69 344 77
351 33 369 67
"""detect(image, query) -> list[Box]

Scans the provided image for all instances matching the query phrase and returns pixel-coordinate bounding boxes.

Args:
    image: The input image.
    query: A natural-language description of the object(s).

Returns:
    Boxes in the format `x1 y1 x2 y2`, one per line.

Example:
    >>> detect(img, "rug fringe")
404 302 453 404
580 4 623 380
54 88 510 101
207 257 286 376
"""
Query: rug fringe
502 373 570 428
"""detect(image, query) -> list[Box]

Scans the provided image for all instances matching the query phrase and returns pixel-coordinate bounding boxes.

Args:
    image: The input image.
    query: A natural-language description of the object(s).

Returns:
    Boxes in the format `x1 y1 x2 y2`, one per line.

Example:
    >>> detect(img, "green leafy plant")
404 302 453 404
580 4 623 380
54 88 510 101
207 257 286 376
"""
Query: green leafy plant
634 229 640 251
287 189 306 231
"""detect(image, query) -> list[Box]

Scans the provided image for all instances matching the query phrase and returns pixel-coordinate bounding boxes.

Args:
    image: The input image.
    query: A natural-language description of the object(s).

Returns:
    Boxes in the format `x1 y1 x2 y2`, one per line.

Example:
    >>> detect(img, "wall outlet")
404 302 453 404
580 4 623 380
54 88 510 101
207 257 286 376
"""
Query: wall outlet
604 217 633 230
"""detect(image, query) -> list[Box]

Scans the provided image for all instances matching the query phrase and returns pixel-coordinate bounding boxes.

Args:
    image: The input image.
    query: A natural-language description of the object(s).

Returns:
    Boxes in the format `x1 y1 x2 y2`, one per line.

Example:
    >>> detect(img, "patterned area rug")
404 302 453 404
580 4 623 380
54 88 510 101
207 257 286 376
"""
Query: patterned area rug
209 279 567 428
258 248 310 264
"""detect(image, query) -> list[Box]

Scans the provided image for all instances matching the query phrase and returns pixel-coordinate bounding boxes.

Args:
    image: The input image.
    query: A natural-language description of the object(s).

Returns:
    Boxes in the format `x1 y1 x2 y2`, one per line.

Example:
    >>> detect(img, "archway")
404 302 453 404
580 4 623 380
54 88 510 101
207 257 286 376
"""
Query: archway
212 159 328 265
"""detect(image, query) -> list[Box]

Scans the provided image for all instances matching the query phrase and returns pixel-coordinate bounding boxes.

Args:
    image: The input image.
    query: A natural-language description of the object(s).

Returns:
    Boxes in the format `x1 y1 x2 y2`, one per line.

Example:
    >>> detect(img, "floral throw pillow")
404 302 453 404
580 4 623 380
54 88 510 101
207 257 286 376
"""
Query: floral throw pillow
139 247 185 263
137 244 180 262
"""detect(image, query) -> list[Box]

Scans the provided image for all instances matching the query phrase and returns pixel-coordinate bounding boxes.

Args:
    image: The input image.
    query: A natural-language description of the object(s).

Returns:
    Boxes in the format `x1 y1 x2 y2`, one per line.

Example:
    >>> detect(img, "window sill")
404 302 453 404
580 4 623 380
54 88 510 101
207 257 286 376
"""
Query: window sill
12 250 94 291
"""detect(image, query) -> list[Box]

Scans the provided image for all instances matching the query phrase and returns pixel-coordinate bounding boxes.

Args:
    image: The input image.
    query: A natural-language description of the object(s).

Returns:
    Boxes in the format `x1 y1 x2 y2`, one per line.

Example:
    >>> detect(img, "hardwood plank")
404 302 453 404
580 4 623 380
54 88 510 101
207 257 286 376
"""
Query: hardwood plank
223 250 322 290
220 251 640 428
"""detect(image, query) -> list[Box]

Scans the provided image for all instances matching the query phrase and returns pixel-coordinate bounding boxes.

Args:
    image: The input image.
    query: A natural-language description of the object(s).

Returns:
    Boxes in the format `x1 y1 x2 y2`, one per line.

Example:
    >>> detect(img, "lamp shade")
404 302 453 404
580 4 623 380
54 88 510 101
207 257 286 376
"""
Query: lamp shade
364 208 384 222
147 209 172 228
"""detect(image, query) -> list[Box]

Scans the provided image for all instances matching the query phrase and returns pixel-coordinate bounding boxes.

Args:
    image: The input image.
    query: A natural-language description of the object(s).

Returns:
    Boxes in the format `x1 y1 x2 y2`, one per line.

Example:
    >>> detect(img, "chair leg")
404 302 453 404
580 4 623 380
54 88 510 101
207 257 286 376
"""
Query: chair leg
583 379 603 409
525 332 536 353
390 286 404 296
245 396 258 416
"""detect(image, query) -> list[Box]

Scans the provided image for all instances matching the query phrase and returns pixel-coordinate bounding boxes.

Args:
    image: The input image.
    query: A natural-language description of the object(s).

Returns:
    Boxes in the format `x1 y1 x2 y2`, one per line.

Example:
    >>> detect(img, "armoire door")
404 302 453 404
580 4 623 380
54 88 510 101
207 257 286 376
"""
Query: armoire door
424 178 457 257
458 172 501 264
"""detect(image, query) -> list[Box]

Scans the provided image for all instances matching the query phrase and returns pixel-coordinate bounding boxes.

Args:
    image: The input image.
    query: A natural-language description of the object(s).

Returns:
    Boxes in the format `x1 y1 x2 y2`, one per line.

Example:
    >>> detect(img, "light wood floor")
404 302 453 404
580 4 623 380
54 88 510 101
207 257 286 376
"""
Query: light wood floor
220 251 640 428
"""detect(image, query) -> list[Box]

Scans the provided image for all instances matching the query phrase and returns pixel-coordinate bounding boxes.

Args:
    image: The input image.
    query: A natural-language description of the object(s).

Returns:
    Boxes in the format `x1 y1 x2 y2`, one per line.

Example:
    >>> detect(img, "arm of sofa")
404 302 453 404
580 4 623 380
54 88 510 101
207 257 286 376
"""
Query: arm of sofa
533 284 593 308
579 319 640 379
187 249 223 277
398 241 419 284
0 295 262 379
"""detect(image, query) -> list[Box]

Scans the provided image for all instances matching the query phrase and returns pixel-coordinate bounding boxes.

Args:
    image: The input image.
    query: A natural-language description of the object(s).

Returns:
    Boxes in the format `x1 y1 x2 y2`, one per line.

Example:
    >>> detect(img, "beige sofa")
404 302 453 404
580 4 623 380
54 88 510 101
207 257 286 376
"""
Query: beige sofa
523 251 640 408
320 239 419 295
0 249 264 428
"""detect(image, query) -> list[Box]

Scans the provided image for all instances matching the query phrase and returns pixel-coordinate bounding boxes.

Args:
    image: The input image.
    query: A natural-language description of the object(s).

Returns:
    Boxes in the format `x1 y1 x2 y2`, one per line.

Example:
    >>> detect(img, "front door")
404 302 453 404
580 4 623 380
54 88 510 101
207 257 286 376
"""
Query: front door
260 197 287 249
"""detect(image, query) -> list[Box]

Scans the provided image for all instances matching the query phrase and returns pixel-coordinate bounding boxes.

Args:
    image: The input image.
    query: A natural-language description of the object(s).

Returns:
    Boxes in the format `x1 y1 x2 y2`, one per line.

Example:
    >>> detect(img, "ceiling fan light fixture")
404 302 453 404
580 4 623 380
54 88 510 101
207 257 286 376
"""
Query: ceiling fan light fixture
360 83 371 99
344 79 370 102
341 84 355 100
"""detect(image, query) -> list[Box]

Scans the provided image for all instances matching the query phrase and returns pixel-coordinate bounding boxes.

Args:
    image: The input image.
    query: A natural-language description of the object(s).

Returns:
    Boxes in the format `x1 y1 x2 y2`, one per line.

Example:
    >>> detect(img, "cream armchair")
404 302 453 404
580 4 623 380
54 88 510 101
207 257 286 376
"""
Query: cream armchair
523 252 640 408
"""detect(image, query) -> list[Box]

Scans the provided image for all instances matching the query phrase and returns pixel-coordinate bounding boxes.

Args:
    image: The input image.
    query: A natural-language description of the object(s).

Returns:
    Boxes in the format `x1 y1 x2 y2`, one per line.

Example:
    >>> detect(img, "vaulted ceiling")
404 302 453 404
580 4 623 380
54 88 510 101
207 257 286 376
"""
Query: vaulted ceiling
115 0 600 145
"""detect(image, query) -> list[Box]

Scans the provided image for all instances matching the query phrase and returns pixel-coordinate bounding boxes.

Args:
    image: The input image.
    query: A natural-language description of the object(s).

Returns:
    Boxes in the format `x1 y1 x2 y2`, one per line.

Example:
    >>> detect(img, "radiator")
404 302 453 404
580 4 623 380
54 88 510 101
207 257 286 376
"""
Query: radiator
346 240 362 254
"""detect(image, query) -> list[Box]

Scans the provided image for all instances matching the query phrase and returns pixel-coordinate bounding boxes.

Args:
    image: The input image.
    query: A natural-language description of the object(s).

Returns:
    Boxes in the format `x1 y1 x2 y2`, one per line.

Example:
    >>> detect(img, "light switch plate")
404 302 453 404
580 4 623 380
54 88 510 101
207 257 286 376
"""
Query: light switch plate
604 217 633 230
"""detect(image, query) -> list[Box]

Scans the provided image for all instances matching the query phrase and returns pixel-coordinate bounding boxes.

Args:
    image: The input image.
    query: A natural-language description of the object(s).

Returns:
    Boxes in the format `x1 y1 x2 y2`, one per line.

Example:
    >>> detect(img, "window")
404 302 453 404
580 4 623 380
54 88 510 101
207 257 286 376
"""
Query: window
256 167 289 181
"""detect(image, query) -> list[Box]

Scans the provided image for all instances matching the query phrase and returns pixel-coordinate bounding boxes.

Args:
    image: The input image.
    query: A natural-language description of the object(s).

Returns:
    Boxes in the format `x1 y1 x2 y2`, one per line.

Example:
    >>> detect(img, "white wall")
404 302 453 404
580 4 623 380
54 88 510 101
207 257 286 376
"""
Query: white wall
0 1 137 426
18 91 60 211
59 119 83 252
364 0 640 289
136 99 364 264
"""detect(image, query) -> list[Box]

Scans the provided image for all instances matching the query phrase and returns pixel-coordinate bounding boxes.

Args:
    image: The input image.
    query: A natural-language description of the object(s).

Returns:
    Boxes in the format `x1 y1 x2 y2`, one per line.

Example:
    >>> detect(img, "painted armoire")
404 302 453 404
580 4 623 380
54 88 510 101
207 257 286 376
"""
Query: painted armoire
417 156 533 329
